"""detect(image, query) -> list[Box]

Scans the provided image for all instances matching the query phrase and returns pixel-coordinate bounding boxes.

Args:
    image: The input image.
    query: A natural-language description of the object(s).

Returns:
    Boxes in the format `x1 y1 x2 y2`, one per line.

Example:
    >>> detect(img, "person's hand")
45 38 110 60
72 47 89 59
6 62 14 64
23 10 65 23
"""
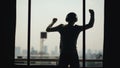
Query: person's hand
52 18 57 23
89 9 94 14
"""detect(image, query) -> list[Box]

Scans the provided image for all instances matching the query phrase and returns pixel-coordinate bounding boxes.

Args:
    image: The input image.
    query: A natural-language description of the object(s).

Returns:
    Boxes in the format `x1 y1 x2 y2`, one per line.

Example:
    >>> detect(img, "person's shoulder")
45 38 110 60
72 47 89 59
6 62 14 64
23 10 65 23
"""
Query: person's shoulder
59 24 68 27
75 25 81 27
56 24 65 29
74 25 83 29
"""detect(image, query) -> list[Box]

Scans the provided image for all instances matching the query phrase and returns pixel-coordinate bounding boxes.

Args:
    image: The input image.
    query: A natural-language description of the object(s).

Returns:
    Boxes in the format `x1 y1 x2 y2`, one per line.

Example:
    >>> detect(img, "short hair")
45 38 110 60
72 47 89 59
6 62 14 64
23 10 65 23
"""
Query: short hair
66 12 77 22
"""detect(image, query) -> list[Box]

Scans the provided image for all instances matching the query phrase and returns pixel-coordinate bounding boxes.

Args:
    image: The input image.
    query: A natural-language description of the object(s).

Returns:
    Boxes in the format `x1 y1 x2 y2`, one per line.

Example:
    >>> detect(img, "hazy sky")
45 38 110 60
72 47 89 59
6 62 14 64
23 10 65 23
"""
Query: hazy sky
15 0 104 54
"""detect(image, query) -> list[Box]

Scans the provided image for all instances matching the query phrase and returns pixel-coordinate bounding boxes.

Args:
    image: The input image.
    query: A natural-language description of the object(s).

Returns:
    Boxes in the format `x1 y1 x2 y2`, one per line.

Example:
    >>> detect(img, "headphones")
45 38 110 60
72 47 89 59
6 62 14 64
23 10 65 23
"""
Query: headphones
66 12 77 22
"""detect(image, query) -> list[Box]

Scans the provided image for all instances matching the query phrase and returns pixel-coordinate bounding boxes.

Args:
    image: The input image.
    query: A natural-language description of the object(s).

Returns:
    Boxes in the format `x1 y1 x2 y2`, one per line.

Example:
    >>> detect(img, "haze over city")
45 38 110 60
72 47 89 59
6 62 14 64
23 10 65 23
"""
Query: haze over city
15 0 104 56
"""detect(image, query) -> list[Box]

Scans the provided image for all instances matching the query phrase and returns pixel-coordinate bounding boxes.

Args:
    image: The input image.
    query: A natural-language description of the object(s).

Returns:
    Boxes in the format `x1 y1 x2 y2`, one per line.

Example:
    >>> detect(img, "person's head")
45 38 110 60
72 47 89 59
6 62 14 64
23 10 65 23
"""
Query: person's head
66 12 78 25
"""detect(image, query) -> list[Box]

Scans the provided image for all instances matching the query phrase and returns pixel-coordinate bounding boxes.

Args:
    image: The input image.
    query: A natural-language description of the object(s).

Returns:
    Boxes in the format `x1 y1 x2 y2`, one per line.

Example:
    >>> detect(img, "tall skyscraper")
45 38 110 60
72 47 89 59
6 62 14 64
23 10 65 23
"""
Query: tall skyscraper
40 32 47 55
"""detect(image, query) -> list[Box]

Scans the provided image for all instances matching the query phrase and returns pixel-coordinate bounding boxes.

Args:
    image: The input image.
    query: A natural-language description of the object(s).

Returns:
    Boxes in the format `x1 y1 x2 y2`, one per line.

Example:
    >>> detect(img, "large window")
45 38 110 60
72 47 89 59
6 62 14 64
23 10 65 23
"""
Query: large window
15 0 104 67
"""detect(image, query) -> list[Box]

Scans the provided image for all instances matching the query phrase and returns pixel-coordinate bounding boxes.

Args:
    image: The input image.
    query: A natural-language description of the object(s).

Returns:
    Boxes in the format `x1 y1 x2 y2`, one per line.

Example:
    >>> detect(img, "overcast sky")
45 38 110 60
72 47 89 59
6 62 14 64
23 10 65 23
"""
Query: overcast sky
15 0 104 54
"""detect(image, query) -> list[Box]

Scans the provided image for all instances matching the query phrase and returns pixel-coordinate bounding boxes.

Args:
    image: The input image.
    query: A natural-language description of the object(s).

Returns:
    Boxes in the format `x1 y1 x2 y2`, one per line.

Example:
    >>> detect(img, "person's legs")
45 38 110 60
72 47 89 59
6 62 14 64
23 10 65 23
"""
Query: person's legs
70 50 80 68
57 49 80 68
57 53 69 68
70 59 80 68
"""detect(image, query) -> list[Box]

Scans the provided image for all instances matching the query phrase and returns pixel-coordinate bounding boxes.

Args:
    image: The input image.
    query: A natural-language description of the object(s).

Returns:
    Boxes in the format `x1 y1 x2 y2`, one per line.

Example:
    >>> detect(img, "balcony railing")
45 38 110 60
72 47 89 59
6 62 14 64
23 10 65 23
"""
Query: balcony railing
14 58 103 68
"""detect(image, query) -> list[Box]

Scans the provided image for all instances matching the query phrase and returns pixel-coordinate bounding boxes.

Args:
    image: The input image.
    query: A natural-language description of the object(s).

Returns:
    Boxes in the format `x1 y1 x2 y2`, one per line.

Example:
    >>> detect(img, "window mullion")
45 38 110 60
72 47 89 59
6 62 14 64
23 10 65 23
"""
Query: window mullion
27 0 31 66
83 0 86 68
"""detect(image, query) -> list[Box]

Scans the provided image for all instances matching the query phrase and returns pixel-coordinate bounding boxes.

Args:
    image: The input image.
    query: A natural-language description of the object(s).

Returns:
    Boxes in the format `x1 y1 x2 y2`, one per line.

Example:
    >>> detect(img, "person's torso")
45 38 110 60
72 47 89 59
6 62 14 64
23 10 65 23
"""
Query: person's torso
59 25 81 51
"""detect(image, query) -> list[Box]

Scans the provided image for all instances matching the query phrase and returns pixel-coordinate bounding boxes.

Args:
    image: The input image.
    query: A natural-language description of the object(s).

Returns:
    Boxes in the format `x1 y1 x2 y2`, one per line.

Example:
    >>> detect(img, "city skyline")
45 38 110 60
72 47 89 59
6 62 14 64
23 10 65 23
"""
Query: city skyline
15 45 103 60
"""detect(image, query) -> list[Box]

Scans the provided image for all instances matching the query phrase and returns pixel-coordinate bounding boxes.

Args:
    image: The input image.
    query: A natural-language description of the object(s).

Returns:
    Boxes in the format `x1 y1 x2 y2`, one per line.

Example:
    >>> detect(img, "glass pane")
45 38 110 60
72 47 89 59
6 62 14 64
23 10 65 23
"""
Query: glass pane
86 0 104 67
15 0 28 65
30 0 83 66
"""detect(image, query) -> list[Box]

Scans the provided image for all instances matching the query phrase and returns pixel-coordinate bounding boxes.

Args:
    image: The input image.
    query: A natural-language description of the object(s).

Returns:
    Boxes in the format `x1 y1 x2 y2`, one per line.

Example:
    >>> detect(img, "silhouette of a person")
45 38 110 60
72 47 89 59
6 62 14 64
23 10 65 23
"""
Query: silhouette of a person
46 9 94 68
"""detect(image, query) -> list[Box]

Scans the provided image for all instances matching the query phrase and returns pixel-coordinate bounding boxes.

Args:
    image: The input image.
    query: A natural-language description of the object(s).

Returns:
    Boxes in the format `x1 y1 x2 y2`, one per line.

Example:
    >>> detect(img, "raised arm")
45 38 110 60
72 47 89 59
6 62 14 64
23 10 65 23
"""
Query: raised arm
84 9 95 30
46 18 62 32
